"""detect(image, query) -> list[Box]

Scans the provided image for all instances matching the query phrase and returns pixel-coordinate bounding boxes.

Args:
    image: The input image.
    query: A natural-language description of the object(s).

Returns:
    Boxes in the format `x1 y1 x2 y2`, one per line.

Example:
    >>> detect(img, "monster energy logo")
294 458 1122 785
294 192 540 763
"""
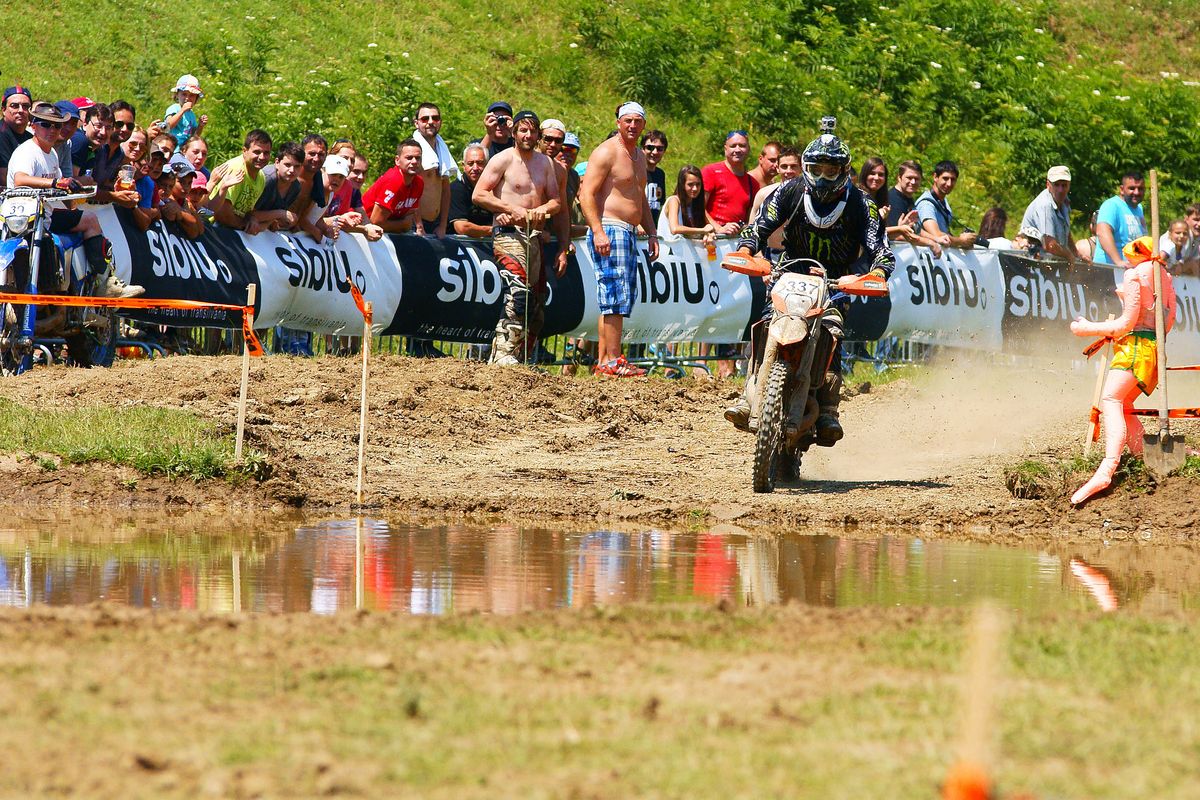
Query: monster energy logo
806 232 833 261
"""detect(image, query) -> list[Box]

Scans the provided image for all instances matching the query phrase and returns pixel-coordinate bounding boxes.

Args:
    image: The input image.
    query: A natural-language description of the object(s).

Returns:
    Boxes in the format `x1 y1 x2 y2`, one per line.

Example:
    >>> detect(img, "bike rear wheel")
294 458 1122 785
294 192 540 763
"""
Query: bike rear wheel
752 359 790 493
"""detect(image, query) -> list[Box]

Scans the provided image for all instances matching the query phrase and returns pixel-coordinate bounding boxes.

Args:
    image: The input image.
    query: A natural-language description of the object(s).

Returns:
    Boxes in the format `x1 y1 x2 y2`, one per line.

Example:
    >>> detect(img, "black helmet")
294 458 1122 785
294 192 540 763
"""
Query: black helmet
801 116 851 204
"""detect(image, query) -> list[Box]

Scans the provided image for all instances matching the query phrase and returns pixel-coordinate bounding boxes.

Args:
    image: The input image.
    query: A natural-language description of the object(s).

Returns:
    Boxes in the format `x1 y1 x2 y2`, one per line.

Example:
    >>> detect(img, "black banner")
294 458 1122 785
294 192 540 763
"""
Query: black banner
998 252 1124 355
119 206 260 328
381 235 586 341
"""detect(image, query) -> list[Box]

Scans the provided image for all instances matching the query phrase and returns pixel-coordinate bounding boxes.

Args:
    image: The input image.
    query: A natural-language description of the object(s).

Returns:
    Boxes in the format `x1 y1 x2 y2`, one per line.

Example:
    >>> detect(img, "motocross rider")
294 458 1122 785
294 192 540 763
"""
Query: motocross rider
724 117 894 445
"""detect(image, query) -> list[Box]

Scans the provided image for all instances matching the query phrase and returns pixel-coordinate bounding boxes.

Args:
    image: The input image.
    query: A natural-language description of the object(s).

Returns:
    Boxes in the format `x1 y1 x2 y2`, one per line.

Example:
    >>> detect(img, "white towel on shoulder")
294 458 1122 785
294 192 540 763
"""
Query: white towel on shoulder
412 131 459 180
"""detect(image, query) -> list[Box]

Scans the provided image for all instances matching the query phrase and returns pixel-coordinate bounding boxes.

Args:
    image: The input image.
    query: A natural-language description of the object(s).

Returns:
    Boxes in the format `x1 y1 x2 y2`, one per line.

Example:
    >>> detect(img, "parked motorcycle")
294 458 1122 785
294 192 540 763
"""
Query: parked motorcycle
0 186 118 374
721 253 888 493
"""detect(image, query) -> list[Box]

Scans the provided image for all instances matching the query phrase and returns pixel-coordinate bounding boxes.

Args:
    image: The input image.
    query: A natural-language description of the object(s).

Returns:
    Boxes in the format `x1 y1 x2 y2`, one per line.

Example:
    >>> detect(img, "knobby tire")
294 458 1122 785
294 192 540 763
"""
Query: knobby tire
752 359 790 493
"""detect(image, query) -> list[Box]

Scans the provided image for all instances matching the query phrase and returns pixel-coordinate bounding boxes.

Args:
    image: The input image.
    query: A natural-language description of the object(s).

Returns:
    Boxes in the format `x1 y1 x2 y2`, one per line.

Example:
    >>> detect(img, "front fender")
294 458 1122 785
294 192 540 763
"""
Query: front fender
0 236 28 275
769 314 809 346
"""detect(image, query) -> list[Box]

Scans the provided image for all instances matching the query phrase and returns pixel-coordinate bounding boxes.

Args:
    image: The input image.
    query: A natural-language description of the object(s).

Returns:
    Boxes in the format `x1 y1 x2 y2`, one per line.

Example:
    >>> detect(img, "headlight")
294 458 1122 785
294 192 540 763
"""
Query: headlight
4 214 31 236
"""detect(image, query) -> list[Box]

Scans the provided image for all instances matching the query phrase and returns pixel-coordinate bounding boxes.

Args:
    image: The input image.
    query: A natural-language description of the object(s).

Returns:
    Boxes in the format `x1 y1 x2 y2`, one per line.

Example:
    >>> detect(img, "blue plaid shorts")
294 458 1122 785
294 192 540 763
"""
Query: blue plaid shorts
589 222 639 317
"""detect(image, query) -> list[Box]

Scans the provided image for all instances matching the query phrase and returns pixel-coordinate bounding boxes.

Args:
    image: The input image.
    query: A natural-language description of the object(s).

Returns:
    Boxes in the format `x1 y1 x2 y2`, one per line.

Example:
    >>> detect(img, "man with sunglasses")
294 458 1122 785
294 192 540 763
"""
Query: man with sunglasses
538 118 572 280
640 131 668 221
0 87 33 186
725 117 893 444
413 102 456 238
6 102 144 298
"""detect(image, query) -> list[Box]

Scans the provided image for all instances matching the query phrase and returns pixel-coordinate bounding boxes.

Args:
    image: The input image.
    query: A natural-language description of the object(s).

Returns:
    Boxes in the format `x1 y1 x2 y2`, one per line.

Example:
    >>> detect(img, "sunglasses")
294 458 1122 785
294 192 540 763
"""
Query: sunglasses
34 119 63 129
114 121 135 130
418 115 440 122
541 134 564 144
643 144 665 152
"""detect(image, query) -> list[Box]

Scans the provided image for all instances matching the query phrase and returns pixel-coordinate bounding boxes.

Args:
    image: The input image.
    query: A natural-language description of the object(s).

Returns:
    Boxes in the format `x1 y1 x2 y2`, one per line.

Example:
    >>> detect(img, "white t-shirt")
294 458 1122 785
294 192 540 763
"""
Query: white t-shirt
6 138 61 188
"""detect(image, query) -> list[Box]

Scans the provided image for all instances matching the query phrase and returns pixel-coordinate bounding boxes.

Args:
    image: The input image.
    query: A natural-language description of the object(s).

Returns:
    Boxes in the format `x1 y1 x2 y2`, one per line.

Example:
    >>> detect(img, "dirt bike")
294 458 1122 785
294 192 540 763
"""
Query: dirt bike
721 253 889 493
0 186 118 374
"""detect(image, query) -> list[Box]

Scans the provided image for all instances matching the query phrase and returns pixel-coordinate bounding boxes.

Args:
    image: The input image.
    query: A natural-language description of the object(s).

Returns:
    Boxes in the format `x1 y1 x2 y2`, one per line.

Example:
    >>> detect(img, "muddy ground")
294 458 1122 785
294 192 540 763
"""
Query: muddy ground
0 353 1196 542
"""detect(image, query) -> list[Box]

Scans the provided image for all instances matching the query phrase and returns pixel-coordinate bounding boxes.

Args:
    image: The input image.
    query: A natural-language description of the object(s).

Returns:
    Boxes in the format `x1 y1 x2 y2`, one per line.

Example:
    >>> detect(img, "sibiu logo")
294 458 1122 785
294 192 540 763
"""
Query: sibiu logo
437 247 504 305
276 237 365 296
147 226 234 283
907 251 986 309
1007 271 1098 321
635 252 708 305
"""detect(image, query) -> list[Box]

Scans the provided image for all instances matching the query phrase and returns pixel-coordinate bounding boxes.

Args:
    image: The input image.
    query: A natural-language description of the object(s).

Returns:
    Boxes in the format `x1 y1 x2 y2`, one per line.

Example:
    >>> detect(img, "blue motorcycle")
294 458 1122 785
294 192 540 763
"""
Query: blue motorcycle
0 186 118 374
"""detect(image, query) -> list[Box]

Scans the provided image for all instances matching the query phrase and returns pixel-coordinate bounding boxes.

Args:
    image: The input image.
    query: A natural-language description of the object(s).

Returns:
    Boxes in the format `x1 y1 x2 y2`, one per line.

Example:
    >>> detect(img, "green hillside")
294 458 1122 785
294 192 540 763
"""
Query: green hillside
9 0 1200 232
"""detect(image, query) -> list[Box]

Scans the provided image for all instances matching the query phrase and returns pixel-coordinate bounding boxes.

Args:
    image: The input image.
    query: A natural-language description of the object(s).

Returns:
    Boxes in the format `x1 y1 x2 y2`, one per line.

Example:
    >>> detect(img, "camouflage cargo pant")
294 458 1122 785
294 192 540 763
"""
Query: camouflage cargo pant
490 231 545 364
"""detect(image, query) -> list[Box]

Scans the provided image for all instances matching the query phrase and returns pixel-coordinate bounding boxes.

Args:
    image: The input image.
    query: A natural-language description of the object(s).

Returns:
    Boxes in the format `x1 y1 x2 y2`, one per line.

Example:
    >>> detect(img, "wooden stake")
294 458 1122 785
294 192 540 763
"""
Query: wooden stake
356 301 373 505
234 284 256 462
355 517 365 611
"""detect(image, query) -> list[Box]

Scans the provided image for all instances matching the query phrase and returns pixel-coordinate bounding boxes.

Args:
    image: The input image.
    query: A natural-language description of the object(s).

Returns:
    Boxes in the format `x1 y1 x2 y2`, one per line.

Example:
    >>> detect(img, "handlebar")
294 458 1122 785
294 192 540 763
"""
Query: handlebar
0 186 97 203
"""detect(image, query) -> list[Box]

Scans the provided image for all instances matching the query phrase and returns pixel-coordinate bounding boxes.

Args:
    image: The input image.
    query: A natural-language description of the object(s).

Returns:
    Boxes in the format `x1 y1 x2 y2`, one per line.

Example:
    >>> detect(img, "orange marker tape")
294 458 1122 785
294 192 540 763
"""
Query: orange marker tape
1167 364 1200 371
1130 407 1200 418
1082 336 1111 358
0 292 263 356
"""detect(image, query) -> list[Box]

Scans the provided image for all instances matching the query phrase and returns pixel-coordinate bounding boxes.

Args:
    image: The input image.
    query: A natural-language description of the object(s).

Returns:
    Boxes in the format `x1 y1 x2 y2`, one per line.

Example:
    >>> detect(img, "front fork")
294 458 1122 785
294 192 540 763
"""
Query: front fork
15 212 48 374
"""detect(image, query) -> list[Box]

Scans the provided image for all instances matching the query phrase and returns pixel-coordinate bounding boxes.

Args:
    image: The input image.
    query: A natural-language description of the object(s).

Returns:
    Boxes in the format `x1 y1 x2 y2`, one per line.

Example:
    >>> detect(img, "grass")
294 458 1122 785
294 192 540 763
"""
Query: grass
10 0 1200 225
1005 449 1200 500
1 603 1199 797
0 397 266 482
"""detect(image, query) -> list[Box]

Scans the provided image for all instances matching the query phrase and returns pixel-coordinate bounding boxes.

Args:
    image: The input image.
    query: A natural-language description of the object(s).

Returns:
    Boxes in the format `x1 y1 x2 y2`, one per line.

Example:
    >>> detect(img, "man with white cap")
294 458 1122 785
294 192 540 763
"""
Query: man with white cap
1021 165 1076 264
579 101 659 377
538 118 572 277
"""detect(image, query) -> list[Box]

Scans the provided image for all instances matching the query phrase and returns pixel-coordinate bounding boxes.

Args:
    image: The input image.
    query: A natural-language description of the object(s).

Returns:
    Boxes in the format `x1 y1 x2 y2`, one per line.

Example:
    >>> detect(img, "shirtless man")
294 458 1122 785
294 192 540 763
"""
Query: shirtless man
579 102 659 376
472 110 561 365
413 101 454 238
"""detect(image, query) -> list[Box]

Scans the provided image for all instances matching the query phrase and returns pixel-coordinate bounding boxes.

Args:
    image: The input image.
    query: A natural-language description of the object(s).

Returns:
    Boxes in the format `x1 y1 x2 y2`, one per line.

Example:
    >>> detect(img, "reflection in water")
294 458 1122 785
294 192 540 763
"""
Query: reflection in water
0 516 1198 615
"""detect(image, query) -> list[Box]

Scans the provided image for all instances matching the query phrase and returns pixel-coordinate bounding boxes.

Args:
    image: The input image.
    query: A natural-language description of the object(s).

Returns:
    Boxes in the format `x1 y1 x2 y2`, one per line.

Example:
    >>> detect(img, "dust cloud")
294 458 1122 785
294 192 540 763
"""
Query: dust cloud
806 350 1096 482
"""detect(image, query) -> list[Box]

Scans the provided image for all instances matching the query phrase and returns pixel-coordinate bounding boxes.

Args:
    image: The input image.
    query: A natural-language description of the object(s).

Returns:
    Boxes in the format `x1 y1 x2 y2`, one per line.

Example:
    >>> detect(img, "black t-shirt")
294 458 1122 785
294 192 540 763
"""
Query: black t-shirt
447 176 493 230
255 164 303 212
884 186 915 227
0 124 33 169
487 139 512 159
646 166 666 215
85 144 125 190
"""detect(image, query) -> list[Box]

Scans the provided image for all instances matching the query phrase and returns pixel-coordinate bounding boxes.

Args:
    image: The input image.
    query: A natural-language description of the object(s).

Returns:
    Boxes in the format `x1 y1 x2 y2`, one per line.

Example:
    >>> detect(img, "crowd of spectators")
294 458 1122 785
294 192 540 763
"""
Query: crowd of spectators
2 76 1196 367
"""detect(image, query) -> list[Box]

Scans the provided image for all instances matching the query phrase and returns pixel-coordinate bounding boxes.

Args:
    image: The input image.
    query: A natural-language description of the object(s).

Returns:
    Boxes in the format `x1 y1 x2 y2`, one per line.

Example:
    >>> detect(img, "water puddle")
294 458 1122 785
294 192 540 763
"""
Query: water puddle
0 516 1195 614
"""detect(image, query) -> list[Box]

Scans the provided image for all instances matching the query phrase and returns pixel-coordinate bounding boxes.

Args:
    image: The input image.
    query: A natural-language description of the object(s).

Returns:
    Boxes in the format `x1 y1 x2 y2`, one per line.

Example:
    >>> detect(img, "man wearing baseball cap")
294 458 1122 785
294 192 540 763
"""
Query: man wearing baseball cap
1020 165 1076 264
6 102 143 297
0 86 33 185
478 100 514 158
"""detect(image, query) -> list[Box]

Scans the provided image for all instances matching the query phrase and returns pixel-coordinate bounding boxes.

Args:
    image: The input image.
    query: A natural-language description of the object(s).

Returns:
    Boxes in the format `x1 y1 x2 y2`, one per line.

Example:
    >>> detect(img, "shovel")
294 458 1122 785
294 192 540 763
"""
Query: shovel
1143 169 1187 477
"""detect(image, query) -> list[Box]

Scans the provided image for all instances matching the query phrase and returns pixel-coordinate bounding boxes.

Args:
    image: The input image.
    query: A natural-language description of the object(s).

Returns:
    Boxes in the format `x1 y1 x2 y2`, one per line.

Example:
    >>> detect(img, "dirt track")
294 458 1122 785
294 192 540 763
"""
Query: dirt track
0 354 1196 542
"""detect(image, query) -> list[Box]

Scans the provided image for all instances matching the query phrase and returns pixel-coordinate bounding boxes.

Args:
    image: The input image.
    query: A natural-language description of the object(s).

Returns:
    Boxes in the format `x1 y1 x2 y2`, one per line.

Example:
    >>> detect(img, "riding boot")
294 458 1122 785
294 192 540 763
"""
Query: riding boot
814 369 844 446
83 236 144 298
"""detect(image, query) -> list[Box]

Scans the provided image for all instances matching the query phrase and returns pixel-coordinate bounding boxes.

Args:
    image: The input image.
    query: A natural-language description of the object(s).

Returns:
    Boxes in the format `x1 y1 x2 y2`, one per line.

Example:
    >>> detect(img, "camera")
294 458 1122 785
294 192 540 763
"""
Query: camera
495 115 511 128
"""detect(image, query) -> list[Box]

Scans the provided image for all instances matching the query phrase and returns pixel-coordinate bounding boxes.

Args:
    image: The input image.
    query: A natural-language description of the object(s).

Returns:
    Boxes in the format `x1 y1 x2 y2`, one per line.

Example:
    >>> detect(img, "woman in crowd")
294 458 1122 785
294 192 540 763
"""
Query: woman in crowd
657 165 716 246
1075 211 1099 261
858 157 889 218
978 207 1010 249
181 135 209 178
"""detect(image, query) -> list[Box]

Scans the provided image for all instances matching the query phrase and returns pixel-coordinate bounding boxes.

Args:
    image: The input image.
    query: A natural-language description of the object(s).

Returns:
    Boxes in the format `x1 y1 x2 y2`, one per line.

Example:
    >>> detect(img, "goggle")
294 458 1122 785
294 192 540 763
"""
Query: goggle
803 162 843 181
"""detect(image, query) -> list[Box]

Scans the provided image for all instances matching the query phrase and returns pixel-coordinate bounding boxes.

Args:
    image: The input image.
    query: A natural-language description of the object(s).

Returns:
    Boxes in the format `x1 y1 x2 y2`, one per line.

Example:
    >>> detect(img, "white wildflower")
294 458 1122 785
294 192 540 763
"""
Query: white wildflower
245 15 255 20
320 81 330 87
1121 129 1135 137
1015 55 1025 61
1034 27 1044 33
367 42 377 48
970 81 981 89
402 52 410 58
930 61 942 69
1045 123 1055 129
1115 95 1130 101
1036 61 1044 67
569 42 578 48
296 100 307 106
1092 89 1101 96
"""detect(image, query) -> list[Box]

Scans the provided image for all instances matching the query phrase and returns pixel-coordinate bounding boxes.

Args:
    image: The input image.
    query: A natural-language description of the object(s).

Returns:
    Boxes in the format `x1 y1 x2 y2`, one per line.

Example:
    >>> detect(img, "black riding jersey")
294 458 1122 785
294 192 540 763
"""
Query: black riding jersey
737 179 895 281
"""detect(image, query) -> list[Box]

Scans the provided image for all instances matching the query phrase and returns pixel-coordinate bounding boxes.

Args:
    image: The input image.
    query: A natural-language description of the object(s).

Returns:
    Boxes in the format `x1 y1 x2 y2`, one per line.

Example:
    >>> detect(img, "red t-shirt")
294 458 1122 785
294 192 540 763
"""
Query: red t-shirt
701 162 759 225
362 167 424 220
